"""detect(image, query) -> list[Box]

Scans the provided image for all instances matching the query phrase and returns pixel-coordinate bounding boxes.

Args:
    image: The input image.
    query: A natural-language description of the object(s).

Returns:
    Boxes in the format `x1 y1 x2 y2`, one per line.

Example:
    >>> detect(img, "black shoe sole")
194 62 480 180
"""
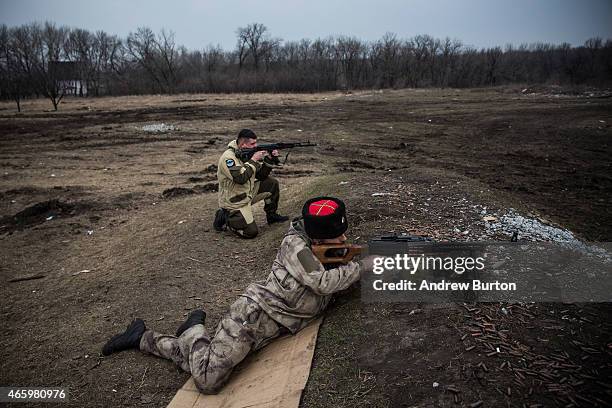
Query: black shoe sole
176 310 206 337
102 319 146 356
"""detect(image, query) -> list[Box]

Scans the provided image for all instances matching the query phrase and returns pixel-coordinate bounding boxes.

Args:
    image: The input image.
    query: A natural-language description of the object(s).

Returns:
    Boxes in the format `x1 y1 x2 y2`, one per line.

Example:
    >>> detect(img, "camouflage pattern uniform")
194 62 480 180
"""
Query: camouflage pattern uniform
217 140 280 238
139 219 362 394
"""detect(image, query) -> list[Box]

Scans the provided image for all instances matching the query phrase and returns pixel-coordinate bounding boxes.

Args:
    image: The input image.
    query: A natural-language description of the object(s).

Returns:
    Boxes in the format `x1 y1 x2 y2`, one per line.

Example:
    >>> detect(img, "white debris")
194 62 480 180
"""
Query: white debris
486 209 611 261
487 209 575 242
45 216 54 221
141 123 177 133
432 382 439 388
371 192 397 196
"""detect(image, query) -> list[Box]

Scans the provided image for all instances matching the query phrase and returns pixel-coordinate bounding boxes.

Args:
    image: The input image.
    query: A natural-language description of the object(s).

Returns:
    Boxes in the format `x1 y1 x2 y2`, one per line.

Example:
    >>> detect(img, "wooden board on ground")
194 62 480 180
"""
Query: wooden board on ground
167 318 322 408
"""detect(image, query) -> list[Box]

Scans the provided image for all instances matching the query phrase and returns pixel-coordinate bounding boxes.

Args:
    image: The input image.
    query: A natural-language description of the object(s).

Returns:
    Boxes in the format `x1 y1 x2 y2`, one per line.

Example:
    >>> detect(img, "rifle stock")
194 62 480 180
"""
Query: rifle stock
312 234 432 264
311 243 364 264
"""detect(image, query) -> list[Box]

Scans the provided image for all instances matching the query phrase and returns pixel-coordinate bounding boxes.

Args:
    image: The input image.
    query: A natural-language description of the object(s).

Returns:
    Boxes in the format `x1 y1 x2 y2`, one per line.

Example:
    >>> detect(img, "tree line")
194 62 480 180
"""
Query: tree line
1 22 611 111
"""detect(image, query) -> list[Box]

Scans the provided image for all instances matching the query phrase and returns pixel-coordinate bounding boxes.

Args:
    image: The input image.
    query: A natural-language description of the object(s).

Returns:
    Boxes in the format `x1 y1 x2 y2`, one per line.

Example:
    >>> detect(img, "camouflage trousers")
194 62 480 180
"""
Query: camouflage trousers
139 296 282 394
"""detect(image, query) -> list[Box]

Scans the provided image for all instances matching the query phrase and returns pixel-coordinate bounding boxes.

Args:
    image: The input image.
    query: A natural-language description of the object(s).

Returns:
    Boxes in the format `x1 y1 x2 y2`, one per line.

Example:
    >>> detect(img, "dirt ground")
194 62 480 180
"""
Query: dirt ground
0 87 611 407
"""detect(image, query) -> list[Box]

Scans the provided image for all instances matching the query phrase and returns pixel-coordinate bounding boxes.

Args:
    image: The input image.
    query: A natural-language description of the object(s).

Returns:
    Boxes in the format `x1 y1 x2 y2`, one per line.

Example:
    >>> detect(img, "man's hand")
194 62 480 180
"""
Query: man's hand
271 149 280 157
251 150 268 161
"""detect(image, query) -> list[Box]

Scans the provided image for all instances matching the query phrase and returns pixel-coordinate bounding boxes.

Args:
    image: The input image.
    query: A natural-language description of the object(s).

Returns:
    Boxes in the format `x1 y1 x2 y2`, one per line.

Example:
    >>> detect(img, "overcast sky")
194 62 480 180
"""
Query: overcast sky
2 0 611 50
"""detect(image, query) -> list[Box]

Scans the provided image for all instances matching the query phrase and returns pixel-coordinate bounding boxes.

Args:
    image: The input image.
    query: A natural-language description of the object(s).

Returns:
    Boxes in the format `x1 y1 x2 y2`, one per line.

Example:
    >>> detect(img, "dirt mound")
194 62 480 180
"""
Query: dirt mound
162 183 218 198
0 187 45 198
187 174 216 183
0 185 87 199
188 177 206 182
193 183 218 193
334 160 375 172
274 169 316 178
162 187 195 198
0 199 84 232
186 140 218 154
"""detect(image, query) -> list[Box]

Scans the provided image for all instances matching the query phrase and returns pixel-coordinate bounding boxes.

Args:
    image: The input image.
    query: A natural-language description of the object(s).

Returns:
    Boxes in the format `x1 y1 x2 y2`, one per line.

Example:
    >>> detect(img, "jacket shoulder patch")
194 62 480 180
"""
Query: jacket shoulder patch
225 159 235 168
297 247 321 273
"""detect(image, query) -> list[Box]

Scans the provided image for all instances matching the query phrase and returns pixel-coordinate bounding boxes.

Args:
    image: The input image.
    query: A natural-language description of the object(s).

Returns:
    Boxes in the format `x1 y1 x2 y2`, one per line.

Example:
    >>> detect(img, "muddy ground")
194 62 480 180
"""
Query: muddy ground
0 87 611 407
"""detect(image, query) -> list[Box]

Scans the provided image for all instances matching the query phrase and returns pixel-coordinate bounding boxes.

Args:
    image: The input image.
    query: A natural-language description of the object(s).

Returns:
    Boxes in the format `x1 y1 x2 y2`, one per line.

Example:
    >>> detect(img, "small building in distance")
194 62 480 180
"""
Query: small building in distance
49 61 88 96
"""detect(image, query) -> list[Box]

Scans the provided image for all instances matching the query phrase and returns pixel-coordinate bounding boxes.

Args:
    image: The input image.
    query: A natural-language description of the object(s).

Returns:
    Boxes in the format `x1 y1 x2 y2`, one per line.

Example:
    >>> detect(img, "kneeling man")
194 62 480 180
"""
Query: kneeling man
213 128 288 238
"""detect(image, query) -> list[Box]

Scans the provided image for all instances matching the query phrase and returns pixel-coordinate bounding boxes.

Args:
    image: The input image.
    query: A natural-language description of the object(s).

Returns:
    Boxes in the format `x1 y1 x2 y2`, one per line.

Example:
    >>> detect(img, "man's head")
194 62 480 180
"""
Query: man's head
302 197 348 243
237 128 257 149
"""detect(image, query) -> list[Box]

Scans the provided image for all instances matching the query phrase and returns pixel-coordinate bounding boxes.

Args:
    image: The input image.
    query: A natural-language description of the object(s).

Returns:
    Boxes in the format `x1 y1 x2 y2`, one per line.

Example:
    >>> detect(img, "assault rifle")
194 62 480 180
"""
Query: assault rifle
237 141 317 164
312 234 432 264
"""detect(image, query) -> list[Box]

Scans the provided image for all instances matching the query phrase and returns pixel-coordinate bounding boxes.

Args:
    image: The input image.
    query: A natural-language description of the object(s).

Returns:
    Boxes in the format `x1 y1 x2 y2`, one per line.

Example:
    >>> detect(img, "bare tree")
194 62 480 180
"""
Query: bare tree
3 22 612 97
65 28 121 96
584 37 602 79
126 27 179 93
411 35 432 86
0 25 29 111
7 22 71 110
335 36 366 89
236 23 270 72
484 47 503 86
156 29 179 92
371 33 402 88
42 22 72 109
439 37 462 87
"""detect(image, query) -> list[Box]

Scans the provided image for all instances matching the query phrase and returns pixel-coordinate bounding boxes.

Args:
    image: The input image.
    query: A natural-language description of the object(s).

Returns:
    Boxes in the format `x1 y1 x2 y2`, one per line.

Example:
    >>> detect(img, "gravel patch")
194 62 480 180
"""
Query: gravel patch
483 209 611 262
141 123 178 133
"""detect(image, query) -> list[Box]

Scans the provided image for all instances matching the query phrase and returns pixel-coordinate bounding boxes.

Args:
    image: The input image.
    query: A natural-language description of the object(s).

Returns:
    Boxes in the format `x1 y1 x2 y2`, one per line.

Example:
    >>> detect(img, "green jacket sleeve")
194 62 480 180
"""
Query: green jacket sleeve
282 238 361 295
228 160 260 185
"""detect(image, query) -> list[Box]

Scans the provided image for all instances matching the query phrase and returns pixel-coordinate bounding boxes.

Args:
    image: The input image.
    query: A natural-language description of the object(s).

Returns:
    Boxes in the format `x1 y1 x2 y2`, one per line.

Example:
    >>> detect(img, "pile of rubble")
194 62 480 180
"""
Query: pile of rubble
485 209 574 243
483 209 610 262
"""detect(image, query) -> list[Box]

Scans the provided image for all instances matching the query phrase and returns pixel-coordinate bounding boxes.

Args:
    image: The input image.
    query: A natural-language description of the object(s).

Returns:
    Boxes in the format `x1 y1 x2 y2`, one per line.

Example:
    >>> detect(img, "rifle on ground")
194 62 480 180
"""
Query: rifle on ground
312 234 432 264
237 141 317 164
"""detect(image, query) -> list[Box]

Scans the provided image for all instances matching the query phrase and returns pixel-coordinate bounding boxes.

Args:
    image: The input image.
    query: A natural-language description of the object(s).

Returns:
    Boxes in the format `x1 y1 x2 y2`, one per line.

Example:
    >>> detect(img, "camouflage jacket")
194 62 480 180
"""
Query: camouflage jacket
243 219 362 333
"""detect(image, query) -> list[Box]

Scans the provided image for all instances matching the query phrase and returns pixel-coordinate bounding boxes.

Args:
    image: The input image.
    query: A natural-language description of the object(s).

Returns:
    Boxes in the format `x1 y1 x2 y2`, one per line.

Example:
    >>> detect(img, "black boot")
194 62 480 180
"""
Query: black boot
102 319 146 356
266 212 289 225
213 208 229 231
176 310 206 337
